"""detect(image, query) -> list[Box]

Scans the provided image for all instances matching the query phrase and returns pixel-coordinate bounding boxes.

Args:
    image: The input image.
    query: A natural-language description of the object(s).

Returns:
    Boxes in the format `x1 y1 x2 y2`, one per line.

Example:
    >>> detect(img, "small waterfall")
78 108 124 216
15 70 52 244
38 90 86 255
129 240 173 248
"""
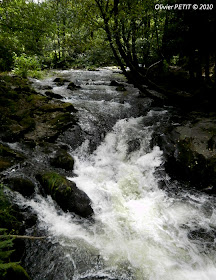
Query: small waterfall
17 69 216 280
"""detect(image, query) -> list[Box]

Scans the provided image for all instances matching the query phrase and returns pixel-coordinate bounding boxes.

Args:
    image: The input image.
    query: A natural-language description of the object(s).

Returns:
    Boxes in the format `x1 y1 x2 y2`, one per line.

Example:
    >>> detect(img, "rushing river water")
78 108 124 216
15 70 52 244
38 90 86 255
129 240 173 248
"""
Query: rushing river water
16 69 216 280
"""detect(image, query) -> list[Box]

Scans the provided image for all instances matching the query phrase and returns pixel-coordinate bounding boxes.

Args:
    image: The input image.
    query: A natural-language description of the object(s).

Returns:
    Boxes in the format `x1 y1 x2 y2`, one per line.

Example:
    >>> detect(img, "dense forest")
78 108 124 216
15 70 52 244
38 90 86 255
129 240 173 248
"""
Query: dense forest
0 0 215 87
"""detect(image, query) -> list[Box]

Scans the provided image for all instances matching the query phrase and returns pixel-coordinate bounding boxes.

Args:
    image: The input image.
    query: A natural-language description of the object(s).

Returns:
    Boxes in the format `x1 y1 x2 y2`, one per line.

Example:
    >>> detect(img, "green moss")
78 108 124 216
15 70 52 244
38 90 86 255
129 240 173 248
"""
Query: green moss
0 144 23 159
0 263 31 280
49 113 73 129
40 102 75 113
20 116 35 131
0 145 25 171
40 172 71 198
0 159 13 171
0 187 29 280
0 186 21 230
27 94 46 103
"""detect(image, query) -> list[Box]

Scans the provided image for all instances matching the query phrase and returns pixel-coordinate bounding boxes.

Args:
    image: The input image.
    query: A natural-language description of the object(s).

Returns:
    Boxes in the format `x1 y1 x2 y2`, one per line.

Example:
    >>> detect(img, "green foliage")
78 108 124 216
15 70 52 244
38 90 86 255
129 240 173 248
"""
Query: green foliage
0 0 215 82
12 53 41 78
0 229 14 262
0 185 30 279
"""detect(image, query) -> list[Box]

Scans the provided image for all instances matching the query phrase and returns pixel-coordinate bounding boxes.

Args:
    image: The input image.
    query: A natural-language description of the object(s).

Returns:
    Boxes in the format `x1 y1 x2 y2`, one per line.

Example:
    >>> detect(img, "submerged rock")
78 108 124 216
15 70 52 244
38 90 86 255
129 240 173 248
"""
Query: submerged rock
37 172 93 218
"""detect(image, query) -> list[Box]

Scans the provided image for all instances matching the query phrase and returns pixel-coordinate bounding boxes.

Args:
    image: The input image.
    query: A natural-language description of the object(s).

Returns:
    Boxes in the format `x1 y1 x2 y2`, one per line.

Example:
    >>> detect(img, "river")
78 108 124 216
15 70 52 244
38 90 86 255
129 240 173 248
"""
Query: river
15 68 216 280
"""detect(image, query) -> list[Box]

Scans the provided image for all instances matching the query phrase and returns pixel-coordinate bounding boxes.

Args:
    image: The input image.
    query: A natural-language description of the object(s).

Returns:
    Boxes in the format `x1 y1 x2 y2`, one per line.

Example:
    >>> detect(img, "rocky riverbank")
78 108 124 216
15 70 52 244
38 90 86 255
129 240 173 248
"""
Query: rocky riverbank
152 110 216 194
0 75 93 279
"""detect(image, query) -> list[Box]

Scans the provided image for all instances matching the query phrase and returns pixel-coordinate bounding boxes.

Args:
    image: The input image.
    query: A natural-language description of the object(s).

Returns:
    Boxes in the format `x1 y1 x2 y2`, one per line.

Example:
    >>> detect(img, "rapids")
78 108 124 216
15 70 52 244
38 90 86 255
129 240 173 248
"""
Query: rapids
16 69 216 280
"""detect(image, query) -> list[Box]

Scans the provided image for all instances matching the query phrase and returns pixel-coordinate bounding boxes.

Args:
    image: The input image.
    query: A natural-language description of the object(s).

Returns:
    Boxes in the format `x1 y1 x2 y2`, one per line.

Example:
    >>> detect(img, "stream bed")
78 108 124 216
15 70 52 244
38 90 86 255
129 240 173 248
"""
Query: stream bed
12 68 216 280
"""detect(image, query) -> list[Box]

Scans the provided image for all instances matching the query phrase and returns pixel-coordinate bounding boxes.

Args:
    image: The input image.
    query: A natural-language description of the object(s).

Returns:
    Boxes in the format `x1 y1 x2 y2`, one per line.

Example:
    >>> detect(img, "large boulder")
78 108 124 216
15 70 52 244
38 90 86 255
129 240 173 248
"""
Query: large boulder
37 172 93 218
154 116 216 193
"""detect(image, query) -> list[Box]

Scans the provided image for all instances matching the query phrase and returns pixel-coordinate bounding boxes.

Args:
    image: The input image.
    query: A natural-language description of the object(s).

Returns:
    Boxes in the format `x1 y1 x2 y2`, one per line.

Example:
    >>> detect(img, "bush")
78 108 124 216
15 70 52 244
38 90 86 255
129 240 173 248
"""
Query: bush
13 53 41 78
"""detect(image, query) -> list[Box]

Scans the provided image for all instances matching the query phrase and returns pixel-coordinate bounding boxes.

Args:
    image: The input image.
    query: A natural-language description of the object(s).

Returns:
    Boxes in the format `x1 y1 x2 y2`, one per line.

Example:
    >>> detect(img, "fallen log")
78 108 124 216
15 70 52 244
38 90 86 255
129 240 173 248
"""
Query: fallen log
0 235 46 240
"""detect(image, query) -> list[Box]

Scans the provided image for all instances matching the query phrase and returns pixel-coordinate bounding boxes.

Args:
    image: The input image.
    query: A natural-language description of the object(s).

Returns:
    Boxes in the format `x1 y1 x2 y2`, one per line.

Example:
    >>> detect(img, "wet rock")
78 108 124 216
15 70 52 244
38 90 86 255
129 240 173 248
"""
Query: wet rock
37 172 93 218
67 82 81 90
127 139 140 153
0 143 25 171
3 176 35 197
0 75 78 145
155 115 216 192
50 149 74 170
45 91 63 99
39 85 53 90
23 111 77 144
53 77 69 86
39 100 77 113
116 85 126 91
110 80 126 91
110 80 121 86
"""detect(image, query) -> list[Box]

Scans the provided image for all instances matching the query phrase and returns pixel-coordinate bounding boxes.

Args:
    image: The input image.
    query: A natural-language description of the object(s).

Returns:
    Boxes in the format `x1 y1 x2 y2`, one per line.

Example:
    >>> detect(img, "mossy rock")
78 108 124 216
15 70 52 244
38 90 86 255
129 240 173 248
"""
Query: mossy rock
0 159 13 171
27 94 48 108
53 77 69 86
39 101 76 113
20 116 35 131
67 82 81 90
0 144 25 171
37 172 93 218
50 149 74 170
45 91 63 100
0 75 78 145
49 112 75 130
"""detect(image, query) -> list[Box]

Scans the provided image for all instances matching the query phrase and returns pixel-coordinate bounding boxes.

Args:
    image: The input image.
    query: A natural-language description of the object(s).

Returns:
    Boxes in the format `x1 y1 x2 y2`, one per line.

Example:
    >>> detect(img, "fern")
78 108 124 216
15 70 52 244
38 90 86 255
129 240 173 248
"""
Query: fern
0 228 18 277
